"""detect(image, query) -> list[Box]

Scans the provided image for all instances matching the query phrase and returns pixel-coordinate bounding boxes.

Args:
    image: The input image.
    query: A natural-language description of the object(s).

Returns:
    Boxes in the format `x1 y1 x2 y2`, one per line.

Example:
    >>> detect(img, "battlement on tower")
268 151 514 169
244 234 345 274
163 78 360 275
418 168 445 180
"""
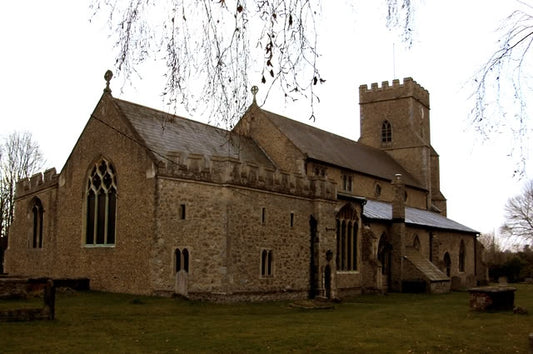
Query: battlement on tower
15 168 59 199
159 151 337 200
359 77 430 108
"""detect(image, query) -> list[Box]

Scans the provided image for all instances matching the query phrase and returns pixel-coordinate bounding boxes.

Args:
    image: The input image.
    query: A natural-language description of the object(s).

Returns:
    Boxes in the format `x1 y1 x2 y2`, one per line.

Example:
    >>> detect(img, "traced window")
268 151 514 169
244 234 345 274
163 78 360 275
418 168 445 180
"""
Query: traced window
86 159 117 246
342 175 353 192
381 120 392 144
336 204 358 271
261 249 273 277
175 248 190 273
32 198 44 248
459 240 465 272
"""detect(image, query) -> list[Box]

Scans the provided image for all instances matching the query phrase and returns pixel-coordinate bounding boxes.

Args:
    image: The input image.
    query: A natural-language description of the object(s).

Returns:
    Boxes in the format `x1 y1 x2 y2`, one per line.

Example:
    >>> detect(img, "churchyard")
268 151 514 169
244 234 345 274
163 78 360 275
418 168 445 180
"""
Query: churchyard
0 284 531 353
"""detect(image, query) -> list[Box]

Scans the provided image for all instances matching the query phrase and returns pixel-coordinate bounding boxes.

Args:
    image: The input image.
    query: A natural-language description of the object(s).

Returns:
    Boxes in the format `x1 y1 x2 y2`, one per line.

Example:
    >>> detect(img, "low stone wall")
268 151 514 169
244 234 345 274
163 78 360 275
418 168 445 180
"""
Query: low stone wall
0 278 55 322
0 277 31 299
187 289 308 303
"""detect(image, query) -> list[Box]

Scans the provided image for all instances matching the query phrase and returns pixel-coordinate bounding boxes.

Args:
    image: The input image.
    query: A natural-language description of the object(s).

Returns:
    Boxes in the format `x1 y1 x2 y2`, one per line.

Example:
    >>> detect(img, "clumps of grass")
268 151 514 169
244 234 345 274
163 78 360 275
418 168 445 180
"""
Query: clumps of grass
129 298 145 305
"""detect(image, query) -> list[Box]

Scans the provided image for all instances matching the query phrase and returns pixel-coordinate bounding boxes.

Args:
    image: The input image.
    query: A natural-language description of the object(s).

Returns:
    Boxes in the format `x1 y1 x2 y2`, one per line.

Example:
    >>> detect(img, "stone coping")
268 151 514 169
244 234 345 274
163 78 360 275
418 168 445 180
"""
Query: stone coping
468 286 517 293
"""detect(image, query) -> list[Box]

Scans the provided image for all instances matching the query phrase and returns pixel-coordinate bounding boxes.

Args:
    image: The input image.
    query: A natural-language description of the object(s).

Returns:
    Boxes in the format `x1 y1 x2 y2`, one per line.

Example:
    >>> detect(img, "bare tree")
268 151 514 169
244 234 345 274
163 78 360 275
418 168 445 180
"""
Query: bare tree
0 132 45 240
501 179 533 244
471 0 533 177
90 1 415 128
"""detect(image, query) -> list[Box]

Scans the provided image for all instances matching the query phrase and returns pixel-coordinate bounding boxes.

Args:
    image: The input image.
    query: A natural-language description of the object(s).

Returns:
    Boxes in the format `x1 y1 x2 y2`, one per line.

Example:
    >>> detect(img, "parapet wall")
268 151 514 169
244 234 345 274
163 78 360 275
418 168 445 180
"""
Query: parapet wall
15 168 59 199
159 151 337 200
359 77 430 108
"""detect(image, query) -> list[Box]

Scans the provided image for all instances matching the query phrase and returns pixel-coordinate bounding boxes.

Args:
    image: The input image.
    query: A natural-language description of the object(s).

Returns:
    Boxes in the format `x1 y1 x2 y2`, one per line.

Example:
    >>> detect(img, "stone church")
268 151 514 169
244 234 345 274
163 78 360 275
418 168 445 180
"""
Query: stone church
5 74 486 301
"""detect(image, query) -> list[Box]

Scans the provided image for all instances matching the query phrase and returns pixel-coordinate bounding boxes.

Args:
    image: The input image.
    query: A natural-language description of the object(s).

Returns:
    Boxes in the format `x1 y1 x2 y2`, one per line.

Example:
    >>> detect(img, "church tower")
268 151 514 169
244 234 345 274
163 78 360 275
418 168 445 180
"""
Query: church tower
359 78 446 214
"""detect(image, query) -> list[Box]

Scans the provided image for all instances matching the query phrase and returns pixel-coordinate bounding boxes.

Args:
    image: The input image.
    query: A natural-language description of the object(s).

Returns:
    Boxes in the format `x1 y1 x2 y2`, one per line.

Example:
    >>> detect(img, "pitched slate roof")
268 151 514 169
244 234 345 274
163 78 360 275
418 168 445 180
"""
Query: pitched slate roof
364 200 478 233
259 109 424 189
113 98 275 168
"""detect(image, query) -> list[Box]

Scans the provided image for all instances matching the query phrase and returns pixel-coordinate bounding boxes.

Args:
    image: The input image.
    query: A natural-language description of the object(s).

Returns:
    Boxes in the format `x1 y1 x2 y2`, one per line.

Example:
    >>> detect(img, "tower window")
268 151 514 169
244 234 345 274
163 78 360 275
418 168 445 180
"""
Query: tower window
381 120 392 144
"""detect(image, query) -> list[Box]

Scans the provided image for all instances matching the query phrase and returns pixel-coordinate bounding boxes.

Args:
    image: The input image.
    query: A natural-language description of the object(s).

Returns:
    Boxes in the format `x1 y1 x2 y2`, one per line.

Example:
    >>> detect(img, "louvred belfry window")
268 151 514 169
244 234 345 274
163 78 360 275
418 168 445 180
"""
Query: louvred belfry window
86 159 117 245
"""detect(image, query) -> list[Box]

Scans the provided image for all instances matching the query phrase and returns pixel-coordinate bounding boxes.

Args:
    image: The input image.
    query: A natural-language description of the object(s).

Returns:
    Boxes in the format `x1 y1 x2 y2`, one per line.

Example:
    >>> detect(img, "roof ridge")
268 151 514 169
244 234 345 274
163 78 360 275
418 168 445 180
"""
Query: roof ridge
113 97 231 134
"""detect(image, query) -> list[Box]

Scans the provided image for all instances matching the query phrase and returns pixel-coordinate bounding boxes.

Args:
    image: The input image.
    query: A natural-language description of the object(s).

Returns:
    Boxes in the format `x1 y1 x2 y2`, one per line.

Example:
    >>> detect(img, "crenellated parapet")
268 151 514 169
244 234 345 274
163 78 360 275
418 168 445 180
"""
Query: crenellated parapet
359 77 430 108
15 168 59 199
159 152 337 200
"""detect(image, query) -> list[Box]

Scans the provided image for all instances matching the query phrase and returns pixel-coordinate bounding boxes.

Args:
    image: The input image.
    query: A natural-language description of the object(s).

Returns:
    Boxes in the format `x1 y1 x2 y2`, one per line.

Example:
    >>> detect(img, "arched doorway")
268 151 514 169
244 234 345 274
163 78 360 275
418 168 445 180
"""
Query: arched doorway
378 234 392 291
443 252 451 277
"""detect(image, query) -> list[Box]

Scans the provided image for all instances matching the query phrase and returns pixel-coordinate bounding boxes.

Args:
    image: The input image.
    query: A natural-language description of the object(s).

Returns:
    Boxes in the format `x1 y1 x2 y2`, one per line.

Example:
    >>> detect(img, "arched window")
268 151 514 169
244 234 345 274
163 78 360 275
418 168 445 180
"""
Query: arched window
175 249 182 272
375 183 382 198
86 159 117 245
261 249 273 277
381 120 392 144
183 248 189 273
444 252 451 277
459 240 465 272
336 204 358 271
413 235 420 251
32 198 43 248
175 248 190 273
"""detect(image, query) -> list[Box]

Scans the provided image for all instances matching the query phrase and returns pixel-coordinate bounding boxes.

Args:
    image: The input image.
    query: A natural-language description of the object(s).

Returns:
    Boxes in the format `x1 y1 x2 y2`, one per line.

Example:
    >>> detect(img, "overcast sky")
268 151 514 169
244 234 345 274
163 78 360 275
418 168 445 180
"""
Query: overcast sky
1 1 531 241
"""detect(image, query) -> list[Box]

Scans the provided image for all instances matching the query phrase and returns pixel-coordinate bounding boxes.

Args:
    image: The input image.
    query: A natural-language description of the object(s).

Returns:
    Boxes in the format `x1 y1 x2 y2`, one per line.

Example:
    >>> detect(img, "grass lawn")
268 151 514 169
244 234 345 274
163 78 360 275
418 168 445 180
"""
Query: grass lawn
1 284 532 353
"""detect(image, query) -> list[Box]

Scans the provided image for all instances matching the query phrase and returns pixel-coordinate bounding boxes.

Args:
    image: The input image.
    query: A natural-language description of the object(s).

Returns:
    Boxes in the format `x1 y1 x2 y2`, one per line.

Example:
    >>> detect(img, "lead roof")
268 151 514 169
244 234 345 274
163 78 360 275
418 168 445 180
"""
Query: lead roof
364 199 477 234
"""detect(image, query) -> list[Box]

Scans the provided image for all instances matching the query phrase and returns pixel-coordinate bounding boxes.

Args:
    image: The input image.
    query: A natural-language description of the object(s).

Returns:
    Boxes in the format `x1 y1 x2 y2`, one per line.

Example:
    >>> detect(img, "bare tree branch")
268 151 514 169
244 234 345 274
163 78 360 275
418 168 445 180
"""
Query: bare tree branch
90 1 415 128
471 1 533 177
385 0 415 47
0 132 45 239
501 179 533 244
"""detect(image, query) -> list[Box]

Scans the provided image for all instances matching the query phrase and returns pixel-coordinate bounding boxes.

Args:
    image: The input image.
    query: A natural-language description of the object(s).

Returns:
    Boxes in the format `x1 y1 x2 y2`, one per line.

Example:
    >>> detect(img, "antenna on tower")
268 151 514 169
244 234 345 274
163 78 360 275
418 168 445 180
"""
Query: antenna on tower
392 43 396 79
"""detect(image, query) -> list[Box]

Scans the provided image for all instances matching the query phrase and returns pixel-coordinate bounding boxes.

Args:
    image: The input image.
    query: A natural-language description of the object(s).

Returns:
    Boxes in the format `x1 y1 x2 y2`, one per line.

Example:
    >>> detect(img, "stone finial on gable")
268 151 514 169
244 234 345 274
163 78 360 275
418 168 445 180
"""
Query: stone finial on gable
251 85 258 104
103 70 113 94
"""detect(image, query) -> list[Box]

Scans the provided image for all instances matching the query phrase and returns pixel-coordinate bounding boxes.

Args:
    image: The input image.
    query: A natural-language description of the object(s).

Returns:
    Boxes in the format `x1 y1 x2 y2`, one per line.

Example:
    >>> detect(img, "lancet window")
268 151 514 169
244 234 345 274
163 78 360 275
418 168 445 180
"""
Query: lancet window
175 248 190 273
32 198 43 248
261 249 273 277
